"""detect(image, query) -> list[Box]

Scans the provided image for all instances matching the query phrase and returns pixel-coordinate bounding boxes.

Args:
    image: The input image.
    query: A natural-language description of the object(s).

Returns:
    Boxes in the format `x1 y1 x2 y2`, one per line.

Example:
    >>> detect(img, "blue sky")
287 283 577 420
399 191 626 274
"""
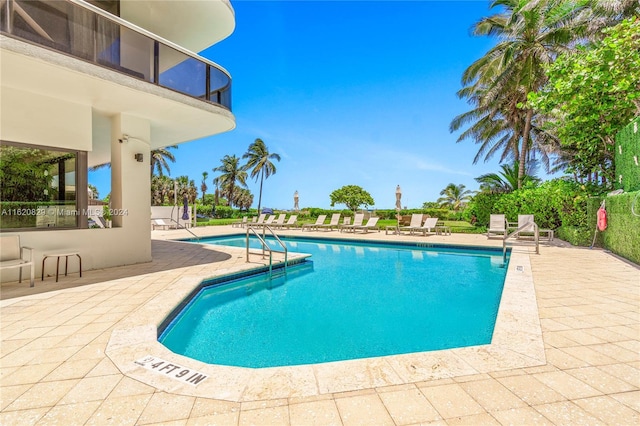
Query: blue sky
91 0 514 209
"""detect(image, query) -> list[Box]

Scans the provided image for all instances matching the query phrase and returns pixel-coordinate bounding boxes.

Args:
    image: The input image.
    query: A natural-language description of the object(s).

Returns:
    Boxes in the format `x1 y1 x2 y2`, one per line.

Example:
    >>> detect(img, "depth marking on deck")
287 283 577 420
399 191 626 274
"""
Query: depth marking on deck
134 355 208 386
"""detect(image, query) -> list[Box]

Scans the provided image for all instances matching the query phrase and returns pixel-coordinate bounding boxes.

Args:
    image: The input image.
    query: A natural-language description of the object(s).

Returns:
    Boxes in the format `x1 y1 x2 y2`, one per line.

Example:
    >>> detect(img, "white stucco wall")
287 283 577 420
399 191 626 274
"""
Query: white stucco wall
0 93 152 283
0 87 92 151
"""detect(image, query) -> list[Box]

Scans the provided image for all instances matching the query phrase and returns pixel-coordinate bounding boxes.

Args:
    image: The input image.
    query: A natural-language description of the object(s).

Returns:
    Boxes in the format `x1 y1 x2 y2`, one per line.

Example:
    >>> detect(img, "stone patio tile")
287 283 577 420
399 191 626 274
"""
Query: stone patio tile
108 376 156 398
542 348 589 369
191 398 240 417
588 342 639 363
240 398 289 411
377 388 442 425
491 407 553 425
334 394 394 426
565 366 637 394
610 390 640 411
39 400 102 425
559 345 618 366
59 374 122 404
1 362 60 386
444 412 500 425
239 405 290 426
459 378 527 413
42 358 101 381
4 379 79 411
496 374 566 406
186 411 239 426
288 399 342 426
419 383 485 419
573 395 640 425
532 371 601 400
0 407 48 426
86 393 153 425
533 401 605 425
597 363 640 388
136 392 195 425
0 384 31 411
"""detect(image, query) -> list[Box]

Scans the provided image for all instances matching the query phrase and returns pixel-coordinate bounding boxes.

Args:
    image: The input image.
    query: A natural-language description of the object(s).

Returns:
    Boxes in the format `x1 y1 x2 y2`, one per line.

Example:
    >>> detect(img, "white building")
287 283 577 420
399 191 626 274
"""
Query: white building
0 0 235 281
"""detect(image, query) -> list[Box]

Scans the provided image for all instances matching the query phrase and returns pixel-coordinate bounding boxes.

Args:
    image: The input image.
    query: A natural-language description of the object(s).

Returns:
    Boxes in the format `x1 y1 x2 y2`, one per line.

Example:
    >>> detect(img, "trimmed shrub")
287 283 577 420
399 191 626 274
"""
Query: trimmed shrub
615 117 640 192
601 191 640 264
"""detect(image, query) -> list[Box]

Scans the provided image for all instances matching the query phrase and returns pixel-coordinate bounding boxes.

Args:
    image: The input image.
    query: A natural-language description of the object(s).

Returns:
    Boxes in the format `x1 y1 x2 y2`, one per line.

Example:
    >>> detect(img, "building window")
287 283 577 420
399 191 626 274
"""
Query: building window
0 142 87 230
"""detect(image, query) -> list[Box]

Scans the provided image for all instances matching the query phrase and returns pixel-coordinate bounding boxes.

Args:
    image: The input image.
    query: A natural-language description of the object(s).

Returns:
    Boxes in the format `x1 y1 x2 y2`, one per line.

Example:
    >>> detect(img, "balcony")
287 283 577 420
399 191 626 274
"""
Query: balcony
0 0 231 110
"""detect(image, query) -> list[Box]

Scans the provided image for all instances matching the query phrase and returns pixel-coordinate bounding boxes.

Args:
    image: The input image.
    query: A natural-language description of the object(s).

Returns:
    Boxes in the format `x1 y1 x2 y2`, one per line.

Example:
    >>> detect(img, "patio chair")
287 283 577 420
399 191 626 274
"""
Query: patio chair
254 214 266 225
152 219 171 230
353 217 380 233
0 235 35 287
399 213 423 234
487 214 507 238
302 214 327 231
264 215 277 225
340 213 365 232
273 215 298 229
412 217 439 236
271 213 286 227
515 214 555 240
317 213 341 231
231 216 248 228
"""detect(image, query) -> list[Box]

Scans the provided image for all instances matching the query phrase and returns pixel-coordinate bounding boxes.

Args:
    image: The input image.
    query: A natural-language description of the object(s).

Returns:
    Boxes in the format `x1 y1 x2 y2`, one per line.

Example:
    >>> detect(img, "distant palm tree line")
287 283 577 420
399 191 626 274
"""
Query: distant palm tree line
451 0 637 189
212 138 280 210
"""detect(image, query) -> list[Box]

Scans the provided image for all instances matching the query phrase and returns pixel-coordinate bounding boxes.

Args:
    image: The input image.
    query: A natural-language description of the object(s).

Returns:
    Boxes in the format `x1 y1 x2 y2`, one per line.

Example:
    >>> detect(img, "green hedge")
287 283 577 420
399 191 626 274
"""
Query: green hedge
599 191 640 264
615 117 640 192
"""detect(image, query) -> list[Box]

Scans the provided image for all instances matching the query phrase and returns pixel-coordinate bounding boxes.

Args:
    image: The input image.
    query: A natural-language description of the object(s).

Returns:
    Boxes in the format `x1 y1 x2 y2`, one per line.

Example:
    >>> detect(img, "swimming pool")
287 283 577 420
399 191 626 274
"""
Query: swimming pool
159 236 510 368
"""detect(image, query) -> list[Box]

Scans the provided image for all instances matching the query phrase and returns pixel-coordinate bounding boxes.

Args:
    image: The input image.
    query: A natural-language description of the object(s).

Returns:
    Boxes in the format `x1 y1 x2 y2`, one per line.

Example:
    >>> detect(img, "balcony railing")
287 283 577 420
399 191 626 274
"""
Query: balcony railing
0 0 231 110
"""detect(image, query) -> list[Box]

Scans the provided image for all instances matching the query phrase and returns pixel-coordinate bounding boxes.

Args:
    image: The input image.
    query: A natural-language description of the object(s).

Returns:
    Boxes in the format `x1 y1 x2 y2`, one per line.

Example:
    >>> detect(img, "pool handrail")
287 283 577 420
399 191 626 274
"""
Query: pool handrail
245 224 288 277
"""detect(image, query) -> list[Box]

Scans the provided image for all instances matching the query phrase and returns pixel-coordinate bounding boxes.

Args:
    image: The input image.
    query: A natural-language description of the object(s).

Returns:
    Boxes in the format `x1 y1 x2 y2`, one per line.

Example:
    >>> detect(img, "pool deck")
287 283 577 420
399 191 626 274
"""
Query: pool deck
1 226 638 425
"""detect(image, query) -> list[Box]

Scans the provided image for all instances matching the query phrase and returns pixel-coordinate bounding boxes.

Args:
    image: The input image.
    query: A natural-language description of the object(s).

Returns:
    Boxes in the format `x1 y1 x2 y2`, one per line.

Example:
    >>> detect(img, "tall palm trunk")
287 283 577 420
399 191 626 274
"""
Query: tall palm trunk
257 170 264 212
518 108 533 189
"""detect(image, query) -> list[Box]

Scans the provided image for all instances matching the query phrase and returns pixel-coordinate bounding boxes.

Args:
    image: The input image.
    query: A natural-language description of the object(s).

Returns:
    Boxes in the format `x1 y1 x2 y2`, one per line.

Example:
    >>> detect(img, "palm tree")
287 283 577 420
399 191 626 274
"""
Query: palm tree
212 155 247 208
437 183 474 211
242 138 281 212
475 161 541 194
454 0 591 189
200 171 208 204
150 145 177 177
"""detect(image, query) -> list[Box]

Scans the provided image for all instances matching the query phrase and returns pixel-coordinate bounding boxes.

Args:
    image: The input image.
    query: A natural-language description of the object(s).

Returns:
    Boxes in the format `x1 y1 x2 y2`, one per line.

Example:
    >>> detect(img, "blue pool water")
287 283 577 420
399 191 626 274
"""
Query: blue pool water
159 236 509 368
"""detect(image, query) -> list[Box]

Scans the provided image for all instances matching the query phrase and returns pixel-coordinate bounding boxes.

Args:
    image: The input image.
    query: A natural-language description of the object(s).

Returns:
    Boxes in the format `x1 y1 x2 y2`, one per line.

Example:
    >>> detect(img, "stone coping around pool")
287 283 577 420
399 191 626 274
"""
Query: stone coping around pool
105 242 545 402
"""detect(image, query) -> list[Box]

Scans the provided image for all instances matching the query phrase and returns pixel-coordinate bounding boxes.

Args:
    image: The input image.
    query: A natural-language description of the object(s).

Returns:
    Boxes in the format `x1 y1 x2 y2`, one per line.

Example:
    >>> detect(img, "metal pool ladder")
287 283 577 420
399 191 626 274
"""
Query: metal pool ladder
246 224 288 277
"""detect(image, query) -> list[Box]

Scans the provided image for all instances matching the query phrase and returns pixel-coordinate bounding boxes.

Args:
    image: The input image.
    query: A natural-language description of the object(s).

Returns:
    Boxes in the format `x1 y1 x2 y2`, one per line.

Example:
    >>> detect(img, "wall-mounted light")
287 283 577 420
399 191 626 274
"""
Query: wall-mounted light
134 153 144 162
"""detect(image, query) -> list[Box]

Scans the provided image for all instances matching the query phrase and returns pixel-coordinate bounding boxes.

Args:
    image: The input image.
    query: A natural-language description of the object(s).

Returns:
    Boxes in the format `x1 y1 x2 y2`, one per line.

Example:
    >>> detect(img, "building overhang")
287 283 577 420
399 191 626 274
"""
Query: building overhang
1 36 235 166
120 0 235 51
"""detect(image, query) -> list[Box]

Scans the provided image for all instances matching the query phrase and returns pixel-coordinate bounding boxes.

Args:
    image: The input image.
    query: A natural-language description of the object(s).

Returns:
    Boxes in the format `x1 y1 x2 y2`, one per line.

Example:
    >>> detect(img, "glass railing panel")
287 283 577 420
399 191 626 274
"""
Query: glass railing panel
1 0 231 110
159 44 206 98
209 67 232 107
106 24 154 81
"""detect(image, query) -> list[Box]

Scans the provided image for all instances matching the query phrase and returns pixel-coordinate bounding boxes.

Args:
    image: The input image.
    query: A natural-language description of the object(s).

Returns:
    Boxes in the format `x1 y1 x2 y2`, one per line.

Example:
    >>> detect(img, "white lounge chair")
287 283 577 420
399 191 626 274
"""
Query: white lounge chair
399 213 423 235
271 213 286 227
254 214 266 225
232 216 248 228
264 215 277 225
412 217 439 236
317 213 341 231
152 218 171 230
487 214 507 238
340 213 365 232
0 235 35 287
353 217 379 233
273 215 298 229
302 214 327 231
